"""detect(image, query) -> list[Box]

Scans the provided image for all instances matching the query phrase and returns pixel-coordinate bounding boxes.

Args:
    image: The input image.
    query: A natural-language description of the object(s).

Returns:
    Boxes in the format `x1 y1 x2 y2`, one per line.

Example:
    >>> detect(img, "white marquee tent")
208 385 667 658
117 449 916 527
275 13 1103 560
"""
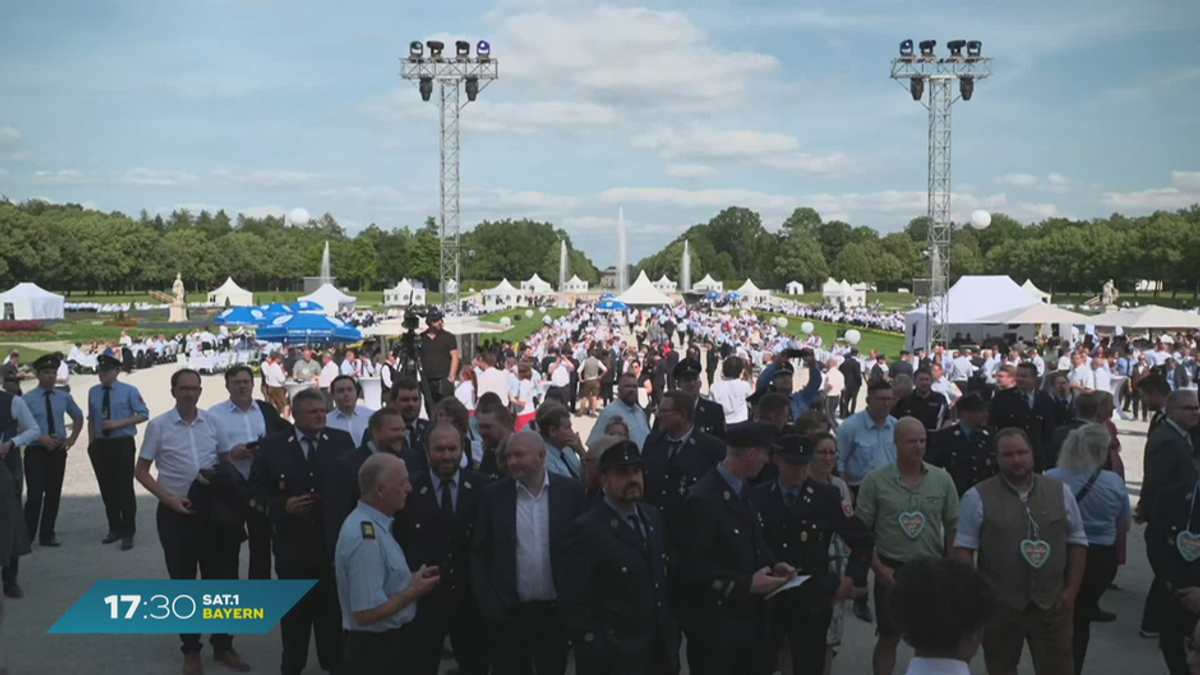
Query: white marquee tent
785 281 804 295
482 279 527 309
736 279 770 304
653 275 677 292
693 274 723 293
521 274 554 295
299 283 357 316
383 279 426 307
822 278 866 308
1089 305 1200 330
0 283 64 321
616 271 673 306
1021 279 1052 304
903 275 1060 349
564 275 589 292
207 277 254 307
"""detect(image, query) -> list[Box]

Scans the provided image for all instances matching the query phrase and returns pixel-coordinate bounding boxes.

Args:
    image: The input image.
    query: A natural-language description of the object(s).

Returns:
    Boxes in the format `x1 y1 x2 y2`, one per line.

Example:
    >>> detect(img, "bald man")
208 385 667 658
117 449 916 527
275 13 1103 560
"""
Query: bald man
853 416 961 675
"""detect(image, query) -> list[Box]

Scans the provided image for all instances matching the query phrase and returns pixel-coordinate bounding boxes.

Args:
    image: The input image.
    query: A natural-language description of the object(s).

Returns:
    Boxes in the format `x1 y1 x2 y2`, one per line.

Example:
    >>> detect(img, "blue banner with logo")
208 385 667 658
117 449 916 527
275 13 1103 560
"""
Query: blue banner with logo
49 580 316 634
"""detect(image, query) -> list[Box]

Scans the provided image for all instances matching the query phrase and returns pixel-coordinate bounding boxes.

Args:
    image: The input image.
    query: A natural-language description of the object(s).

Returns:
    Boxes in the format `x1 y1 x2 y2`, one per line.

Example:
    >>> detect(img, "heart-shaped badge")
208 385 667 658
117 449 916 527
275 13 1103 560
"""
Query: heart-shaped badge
898 511 926 539
1177 531 1200 562
1020 539 1051 569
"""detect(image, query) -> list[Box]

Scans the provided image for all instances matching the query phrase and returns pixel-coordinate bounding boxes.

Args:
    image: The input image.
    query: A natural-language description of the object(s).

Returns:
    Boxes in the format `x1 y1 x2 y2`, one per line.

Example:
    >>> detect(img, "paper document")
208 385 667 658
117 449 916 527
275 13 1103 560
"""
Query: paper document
765 574 811 600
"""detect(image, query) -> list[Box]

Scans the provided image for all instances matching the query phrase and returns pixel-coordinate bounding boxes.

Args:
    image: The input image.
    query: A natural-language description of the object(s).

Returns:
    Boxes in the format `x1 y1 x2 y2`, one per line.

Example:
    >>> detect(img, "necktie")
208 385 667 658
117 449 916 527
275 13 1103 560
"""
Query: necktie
667 438 683 459
441 480 455 519
303 436 317 460
784 491 797 509
101 385 112 437
1026 392 1034 410
45 390 56 437
627 512 645 543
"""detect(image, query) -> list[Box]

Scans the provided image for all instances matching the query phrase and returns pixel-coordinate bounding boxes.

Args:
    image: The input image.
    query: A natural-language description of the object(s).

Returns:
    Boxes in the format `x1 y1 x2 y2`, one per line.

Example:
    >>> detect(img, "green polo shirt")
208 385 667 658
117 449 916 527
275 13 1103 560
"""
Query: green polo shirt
856 461 960 563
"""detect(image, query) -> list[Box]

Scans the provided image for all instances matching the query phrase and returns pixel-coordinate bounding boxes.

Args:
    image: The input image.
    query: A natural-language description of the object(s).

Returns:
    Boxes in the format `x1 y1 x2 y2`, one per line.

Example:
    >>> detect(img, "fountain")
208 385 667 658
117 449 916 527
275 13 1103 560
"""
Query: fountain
559 239 569 306
618 207 628 292
681 240 691 292
303 240 337 293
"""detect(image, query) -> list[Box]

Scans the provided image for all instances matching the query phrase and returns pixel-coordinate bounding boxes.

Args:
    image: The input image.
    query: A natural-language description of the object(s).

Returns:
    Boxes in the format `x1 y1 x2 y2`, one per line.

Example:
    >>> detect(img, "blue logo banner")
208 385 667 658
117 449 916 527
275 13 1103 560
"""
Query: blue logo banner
49 580 316 634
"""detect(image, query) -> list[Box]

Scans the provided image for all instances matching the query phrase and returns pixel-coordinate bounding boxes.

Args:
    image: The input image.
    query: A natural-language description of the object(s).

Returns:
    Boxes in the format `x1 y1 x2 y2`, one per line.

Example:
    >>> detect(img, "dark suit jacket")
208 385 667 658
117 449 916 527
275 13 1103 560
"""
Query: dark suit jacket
470 472 587 623
256 399 292 436
248 426 355 563
1048 419 1087 471
642 428 726 550
988 387 1057 470
327 443 395 541
1143 420 1199 523
839 357 863 391
695 398 727 441
558 502 680 673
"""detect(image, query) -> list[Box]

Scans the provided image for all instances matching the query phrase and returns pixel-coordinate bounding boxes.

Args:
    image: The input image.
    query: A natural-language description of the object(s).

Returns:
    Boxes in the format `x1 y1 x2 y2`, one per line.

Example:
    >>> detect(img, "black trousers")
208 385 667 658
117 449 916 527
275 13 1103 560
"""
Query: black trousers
841 388 860 418
88 437 137 537
600 381 614 405
276 558 341 675
341 626 417 675
1144 576 1169 635
767 597 834 675
243 509 272 580
486 601 568 675
2 448 22 586
422 377 450 418
412 599 488 675
24 444 66 542
156 503 238 655
576 639 673 675
686 635 763 675
1073 543 1118 675
1161 596 1199 675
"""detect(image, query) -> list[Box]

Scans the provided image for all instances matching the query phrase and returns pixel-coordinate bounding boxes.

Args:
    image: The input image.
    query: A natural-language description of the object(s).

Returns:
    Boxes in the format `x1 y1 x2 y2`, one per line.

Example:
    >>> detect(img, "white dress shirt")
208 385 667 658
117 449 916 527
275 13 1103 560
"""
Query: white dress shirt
261 361 286 387
327 405 374 447
319 361 340 388
515 469 556 601
710 377 753 424
208 399 268 478
139 408 229 498
477 367 512 403
7 396 40 448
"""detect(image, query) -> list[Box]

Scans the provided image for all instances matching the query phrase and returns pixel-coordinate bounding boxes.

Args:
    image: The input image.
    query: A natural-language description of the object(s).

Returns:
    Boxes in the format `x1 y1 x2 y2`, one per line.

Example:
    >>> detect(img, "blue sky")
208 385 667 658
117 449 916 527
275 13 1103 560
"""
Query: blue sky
1 0 1198 266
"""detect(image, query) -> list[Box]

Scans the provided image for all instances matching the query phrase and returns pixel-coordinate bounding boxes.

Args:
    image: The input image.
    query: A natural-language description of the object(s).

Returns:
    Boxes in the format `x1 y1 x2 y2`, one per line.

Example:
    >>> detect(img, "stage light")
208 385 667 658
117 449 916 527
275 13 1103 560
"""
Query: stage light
456 40 470 61
427 40 444 60
419 76 433 101
409 41 423 60
948 40 966 57
910 77 924 101
960 77 974 101
967 40 982 58
900 39 914 58
477 40 491 60
465 76 479 101
919 40 936 57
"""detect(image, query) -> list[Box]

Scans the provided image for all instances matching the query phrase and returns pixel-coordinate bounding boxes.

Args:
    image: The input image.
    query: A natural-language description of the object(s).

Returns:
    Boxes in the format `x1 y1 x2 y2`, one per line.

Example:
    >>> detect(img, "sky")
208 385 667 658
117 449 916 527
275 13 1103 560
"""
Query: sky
1 0 1198 266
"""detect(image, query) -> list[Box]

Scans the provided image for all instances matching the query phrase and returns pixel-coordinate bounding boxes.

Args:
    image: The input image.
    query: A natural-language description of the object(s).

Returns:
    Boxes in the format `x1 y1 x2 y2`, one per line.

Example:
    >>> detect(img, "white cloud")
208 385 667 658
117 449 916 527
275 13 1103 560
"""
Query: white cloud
213 167 314 188
362 91 618 135
33 169 89 183
239 204 288 219
1173 171 1200 191
0 127 19 145
1099 66 1200 103
995 172 1071 193
463 188 582 212
665 164 720 179
124 168 198 187
632 125 860 177
1015 203 1062 219
1101 171 1200 211
9 150 33 162
996 173 1038 188
1046 173 1072 193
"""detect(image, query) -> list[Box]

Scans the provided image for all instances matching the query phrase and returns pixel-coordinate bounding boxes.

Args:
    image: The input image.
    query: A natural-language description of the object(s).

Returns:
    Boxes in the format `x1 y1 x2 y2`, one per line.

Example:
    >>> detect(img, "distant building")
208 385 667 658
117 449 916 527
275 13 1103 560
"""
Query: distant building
601 266 619 289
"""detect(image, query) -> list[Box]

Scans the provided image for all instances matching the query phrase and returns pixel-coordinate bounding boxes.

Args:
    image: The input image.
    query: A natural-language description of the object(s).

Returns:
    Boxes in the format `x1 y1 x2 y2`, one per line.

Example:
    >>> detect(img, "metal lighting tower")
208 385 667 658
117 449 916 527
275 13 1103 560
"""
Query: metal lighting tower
401 39 498 312
891 39 991 350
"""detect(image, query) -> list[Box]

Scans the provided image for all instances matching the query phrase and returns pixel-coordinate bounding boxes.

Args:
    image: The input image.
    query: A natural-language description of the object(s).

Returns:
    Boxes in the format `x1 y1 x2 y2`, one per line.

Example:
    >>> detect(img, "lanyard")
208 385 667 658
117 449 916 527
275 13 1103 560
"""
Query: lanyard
1002 476 1042 542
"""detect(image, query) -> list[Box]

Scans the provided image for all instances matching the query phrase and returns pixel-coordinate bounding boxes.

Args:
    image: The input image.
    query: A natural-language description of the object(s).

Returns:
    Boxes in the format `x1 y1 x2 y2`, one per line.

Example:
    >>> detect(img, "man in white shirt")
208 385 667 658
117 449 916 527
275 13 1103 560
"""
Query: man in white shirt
710 357 754 425
136 368 249 674
891 558 993 675
476 351 513 404
319 352 339 389
1068 352 1095 393
260 352 289 416
326 375 373 447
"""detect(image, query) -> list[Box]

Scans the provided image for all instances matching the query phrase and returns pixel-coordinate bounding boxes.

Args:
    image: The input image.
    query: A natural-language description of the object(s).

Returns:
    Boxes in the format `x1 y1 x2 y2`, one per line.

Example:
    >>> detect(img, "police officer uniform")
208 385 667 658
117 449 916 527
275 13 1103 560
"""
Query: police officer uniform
87 354 149 547
1147 474 1200 673
989 385 1056 472
335 500 419 674
674 358 727 440
558 441 680 675
393 465 490 675
754 435 874 675
927 395 996 497
22 354 83 547
641 422 725 546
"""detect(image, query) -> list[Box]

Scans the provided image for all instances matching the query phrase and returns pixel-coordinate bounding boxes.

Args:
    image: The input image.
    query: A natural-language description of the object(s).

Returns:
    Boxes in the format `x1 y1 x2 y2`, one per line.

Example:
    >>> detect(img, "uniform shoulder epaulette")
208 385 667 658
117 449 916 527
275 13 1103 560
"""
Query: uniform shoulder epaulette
361 521 376 539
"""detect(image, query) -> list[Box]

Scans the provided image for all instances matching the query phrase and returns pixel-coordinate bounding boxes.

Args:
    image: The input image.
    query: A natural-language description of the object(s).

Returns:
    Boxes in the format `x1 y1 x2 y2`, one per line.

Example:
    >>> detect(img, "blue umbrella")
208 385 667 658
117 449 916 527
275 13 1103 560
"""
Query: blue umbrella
256 313 362 344
257 302 292 317
596 299 630 311
290 299 324 313
726 292 742 299
213 306 268 326
599 293 616 300
705 291 721 299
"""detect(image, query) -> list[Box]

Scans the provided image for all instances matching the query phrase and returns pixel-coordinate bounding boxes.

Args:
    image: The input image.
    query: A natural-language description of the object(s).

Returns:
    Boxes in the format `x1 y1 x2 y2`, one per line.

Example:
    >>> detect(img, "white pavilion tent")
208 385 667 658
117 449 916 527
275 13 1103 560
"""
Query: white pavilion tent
736 279 771 304
0 283 64 321
207 277 254 307
692 274 723 293
903 275 1060 349
298 283 357 316
482 279 527 310
616 271 672 306
1089 305 1200 330
521 274 554 295
653 275 677 292
564 275 589 292
823 278 865 307
1021 279 1052 304
383 279 426 307
785 281 804 295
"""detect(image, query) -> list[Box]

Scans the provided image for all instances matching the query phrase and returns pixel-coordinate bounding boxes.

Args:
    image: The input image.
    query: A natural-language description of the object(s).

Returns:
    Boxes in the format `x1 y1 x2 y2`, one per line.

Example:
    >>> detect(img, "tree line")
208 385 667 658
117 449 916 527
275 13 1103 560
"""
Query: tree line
635 204 1200 297
0 199 601 295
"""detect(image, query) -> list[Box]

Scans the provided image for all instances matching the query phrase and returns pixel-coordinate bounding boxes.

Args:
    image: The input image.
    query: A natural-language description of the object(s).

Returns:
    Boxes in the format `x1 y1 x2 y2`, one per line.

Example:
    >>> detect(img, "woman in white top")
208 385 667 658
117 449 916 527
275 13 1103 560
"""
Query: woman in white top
455 365 476 412
511 361 538 430
710 357 754 424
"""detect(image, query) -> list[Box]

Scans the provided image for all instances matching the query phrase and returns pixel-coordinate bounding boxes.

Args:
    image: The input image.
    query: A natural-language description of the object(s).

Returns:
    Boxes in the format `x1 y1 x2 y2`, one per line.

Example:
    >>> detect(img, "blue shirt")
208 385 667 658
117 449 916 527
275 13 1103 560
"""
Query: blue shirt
715 462 745 497
603 496 647 539
544 442 582 480
588 400 651 448
1046 468 1132 545
22 386 83 441
87 380 149 438
335 500 416 632
836 411 898 487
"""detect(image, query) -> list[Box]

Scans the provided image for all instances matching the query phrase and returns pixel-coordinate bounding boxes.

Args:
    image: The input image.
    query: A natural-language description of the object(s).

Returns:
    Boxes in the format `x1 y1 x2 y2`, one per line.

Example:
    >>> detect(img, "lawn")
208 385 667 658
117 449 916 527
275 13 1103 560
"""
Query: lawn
1050 292 1200 310
0 344 50 362
776 292 918 310
760 310 906 357
479 308 569 344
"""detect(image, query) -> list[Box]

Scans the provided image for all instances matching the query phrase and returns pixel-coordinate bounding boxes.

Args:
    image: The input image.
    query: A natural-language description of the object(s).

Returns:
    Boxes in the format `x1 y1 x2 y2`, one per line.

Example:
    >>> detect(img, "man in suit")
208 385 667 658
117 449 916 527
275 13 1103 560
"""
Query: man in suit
558 441 680 675
678 421 794 675
471 431 586 675
705 341 720 390
328 407 408 538
988 362 1057 472
248 388 355 675
1046 391 1100 471
673 358 727 440
889 351 915 382
642 390 726 540
1143 390 1200 528
839 349 864 418
394 421 490 675
362 377 428 471
927 393 996 497
1048 372 1074 427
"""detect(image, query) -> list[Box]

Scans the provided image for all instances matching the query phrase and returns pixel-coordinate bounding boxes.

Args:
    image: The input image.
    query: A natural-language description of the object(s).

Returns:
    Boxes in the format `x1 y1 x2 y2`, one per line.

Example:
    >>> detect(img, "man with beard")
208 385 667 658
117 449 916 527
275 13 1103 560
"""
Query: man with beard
588 373 652 449
642 391 726 544
375 378 429 473
417 307 460 413
989 363 1056 472
892 368 949 433
673 358 726 440
559 441 680 675
329 407 408 536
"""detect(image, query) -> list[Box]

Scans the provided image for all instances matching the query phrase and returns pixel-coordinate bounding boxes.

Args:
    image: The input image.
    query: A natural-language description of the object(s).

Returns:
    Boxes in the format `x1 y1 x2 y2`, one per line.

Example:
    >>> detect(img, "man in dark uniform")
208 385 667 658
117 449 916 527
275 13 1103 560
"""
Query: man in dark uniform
365 377 429 471
1047 391 1099 470
249 388 354 675
839 349 863 418
0 351 21 396
889 351 914 381
1147 439 1200 673
891 367 949 432
394 421 490 675
704 341 720 389
988 362 1056 472
678 421 794 675
1048 372 1074 427
673 358 726 440
754 435 874 675
329 407 408 537
417 307 460 414
559 441 680 675
642 391 726 540
928 393 996 496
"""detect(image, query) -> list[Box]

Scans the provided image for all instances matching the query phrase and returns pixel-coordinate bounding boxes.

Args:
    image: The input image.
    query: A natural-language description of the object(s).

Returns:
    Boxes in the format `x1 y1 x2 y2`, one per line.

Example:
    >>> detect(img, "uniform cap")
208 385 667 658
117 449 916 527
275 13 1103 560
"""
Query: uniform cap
32 354 61 372
598 440 643 471
727 421 779 449
773 434 815 465
97 353 122 371
673 358 702 379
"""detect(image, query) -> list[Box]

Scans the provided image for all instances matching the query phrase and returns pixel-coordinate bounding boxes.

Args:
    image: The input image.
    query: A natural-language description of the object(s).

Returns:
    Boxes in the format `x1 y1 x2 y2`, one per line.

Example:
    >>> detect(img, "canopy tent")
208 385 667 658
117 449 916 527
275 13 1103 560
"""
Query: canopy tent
365 315 507 337
521 273 554 295
823 278 865 308
298 283 356 316
975 304 1090 325
563 275 589 292
257 302 291 318
1089 305 1200 329
692 274 723 293
785 281 804 295
616 271 673 306
383 279 427 307
207 277 254 307
653 275 677 292
290 299 324 313
903 275 1056 350
735 279 770 304
1021 279 1052 304
0 283 64 321
256 313 362 343
482 279 527 310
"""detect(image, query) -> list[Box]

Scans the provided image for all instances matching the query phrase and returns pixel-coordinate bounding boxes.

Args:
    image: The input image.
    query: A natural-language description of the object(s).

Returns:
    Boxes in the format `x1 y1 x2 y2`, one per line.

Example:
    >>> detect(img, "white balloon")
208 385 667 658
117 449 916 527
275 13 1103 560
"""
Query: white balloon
539 307 547 314
800 321 814 335
845 329 862 345
289 207 310 226
499 316 513 327
970 210 991 230
777 318 788 329
524 309 534 318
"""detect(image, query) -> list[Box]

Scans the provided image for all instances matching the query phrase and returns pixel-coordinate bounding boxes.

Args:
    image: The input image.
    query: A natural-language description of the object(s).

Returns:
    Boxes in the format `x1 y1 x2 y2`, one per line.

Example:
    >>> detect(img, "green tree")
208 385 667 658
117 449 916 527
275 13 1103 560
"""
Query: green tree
773 233 828 290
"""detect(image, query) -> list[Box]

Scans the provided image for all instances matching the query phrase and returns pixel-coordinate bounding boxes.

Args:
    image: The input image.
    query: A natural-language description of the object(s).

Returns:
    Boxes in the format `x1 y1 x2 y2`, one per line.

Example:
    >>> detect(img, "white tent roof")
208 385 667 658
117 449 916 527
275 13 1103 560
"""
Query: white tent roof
616 271 673 306
0 282 64 320
389 278 416 292
694 274 720 287
567 274 585 284
484 279 523 296
657 275 673 284
975 304 1090 325
298 283 356 315
208 277 254 306
523 273 553 292
822 278 842 292
934 275 1041 324
1021 279 1051 303
737 279 764 294
1089 305 1200 329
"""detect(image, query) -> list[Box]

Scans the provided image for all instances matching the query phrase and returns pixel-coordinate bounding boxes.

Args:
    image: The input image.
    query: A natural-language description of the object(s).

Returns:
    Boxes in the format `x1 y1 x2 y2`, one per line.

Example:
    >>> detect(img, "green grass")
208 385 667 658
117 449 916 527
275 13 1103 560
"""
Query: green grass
759 311 905 357
0 344 50 362
1050 292 1200 310
480 308 569 343
776 291 917 310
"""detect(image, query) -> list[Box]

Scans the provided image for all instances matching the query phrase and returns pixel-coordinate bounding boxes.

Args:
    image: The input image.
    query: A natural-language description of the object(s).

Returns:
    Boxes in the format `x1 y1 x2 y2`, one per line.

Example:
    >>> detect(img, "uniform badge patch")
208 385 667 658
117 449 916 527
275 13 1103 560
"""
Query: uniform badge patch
361 522 376 539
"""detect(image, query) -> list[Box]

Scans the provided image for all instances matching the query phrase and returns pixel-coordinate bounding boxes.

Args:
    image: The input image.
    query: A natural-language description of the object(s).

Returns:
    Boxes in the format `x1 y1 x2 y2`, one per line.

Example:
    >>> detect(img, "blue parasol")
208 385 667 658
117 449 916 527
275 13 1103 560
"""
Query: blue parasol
289 300 324 313
596 299 630 311
257 302 292 317
599 293 616 300
726 292 742 299
256 313 362 344
213 306 268 326
705 291 721 299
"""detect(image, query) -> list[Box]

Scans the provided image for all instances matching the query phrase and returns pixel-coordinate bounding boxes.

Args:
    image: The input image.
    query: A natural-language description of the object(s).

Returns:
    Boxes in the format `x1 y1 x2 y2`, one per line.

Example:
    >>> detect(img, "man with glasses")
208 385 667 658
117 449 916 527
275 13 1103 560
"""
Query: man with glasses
672 358 726 440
